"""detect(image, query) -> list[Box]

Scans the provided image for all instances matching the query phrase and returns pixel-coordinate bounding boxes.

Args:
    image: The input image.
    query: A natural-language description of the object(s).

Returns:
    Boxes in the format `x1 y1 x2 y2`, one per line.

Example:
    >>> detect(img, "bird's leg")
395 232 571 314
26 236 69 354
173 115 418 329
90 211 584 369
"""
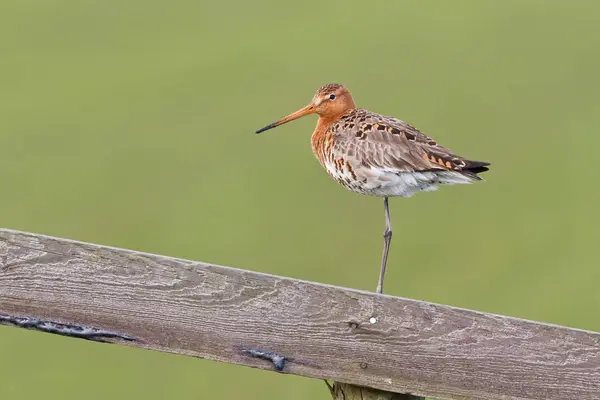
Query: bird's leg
376 197 392 294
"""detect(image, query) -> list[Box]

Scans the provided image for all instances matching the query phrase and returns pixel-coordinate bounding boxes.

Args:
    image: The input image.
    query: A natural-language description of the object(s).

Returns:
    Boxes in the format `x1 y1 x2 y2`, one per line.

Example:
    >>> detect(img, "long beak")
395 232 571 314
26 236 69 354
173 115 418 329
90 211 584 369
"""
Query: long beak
255 104 316 134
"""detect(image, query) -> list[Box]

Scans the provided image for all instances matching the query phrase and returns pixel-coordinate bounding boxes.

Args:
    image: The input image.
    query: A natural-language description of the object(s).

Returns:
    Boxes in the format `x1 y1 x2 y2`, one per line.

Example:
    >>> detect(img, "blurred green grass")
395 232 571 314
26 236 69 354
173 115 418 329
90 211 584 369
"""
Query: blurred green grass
1 0 599 398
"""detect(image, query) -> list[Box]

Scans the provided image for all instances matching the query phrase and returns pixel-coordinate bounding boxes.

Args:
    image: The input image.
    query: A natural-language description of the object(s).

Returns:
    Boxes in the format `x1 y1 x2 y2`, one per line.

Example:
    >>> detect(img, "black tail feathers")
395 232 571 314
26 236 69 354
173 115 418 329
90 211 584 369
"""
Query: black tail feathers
461 160 491 180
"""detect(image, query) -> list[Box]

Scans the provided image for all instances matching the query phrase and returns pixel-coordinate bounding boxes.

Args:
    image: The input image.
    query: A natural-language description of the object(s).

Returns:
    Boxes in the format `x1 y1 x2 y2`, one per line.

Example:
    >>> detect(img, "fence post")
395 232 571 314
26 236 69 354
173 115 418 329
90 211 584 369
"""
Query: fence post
327 382 424 400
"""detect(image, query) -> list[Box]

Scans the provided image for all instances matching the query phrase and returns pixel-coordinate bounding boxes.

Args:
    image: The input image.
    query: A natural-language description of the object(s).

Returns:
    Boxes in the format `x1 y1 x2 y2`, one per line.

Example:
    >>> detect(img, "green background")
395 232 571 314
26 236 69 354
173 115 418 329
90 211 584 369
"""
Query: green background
1 0 598 399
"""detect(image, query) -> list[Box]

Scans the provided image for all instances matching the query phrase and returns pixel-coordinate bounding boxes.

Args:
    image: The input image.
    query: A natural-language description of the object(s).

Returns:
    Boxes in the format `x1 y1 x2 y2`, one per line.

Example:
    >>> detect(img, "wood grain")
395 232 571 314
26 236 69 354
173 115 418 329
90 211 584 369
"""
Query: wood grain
1 229 599 400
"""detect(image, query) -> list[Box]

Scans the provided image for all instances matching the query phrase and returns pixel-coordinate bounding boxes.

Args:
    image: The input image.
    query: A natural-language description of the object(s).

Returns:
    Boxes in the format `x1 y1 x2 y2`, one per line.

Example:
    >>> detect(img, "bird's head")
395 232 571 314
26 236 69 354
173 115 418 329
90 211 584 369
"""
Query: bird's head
255 84 356 134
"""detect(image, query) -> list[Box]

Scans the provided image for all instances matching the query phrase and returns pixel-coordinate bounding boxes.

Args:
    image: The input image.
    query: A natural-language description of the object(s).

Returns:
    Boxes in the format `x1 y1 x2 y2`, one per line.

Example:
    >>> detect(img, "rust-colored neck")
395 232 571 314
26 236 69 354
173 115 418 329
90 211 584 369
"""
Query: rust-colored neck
315 114 337 132
316 103 354 130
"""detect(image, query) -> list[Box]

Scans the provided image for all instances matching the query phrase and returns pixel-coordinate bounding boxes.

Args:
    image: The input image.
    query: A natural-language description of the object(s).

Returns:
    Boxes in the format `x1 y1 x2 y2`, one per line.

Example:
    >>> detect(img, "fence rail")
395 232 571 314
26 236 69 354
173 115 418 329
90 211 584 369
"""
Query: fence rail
1 229 599 400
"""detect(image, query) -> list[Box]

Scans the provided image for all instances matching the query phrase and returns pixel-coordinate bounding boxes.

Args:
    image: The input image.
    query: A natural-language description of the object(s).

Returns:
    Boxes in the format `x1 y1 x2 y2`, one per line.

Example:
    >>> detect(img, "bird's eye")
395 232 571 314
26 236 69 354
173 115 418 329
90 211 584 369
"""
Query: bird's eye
329 94 336 100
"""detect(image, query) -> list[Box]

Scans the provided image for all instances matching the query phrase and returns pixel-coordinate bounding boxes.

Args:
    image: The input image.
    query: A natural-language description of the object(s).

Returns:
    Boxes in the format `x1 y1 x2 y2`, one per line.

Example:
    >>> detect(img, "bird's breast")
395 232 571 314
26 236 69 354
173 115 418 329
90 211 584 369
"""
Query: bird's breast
310 127 334 168
311 128 362 191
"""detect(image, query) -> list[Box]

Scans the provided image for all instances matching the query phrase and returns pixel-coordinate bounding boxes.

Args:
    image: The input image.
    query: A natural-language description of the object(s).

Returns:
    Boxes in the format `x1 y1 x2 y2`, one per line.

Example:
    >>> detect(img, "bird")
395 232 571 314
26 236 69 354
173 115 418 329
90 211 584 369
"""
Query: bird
255 84 490 294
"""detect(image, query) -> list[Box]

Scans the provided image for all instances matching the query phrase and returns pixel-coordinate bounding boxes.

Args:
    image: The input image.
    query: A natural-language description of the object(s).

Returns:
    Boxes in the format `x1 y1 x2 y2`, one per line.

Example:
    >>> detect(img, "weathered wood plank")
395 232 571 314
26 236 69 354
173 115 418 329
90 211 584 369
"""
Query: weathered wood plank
1 229 599 399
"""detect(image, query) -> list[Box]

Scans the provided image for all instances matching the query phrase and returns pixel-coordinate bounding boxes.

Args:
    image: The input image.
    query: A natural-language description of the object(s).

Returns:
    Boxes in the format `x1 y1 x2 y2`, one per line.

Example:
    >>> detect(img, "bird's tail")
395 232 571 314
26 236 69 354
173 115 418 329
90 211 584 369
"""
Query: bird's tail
461 160 491 181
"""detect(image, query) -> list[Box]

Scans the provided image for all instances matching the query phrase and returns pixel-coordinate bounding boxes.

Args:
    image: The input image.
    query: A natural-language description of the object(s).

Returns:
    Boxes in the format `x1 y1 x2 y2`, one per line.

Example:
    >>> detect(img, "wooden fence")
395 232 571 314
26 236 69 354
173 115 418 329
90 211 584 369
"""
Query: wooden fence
1 229 599 399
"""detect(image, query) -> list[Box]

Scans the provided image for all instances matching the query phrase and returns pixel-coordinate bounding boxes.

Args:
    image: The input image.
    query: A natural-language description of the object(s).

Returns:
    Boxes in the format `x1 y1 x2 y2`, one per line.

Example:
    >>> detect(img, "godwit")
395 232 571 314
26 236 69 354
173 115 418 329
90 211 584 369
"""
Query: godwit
256 84 490 294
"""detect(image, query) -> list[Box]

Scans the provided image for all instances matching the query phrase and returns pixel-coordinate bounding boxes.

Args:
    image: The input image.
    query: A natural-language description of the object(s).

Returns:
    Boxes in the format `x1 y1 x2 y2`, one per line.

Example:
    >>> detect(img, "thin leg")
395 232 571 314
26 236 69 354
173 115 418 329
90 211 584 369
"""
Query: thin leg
376 197 392 294
323 380 335 397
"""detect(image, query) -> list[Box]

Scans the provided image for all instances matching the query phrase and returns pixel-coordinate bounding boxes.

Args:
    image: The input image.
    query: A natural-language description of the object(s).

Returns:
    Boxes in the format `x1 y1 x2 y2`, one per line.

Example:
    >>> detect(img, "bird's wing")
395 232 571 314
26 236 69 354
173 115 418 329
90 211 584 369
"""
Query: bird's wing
331 109 489 175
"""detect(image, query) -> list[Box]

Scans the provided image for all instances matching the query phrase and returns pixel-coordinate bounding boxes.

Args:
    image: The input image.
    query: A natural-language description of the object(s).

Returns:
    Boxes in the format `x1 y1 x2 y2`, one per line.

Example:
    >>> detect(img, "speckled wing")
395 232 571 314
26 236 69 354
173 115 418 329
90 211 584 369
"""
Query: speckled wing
330 109 490 178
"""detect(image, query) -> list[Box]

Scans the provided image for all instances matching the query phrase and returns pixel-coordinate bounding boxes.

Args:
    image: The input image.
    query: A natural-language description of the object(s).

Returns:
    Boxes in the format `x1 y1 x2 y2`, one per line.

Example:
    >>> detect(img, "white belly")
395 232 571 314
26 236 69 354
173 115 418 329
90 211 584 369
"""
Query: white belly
325 161 475 198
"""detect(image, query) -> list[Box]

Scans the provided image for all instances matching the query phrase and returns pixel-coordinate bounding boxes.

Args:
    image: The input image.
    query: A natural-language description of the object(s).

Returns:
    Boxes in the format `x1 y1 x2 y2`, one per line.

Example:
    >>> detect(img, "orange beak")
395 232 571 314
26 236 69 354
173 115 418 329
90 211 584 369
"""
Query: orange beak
255 104 316 134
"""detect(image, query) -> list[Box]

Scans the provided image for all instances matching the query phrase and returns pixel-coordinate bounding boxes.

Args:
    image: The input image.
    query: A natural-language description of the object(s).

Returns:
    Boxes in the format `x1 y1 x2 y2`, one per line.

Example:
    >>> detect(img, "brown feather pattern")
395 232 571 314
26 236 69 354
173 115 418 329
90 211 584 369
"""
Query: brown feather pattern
312 108 490 197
